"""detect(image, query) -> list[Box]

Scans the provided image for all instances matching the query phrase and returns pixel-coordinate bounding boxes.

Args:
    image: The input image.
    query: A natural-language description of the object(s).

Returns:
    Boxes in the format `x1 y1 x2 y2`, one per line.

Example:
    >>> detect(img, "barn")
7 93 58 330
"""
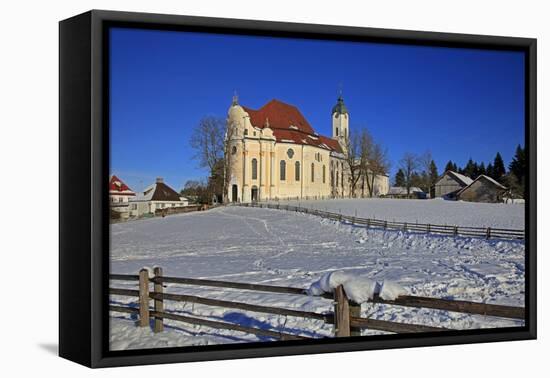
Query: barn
456 175 507 203
434 171 473 199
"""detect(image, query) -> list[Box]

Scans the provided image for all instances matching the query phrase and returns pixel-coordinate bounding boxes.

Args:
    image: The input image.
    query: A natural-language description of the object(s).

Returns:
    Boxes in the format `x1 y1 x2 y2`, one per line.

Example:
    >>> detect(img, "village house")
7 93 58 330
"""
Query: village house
225 94 389 202
434 170 474 199
129 178 189 217
109 175 135 219
386 186 427 199
457 175 508 203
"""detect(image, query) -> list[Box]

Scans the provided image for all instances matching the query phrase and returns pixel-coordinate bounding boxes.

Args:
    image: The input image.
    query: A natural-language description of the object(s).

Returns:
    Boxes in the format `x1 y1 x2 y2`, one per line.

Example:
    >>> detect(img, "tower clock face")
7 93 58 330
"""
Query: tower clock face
287 148 294 159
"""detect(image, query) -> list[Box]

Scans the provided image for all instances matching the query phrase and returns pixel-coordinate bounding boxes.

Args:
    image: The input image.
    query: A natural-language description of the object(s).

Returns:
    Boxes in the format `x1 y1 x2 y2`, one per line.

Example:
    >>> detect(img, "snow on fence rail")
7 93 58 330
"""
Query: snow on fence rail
235 202 525 241
109 268 525 340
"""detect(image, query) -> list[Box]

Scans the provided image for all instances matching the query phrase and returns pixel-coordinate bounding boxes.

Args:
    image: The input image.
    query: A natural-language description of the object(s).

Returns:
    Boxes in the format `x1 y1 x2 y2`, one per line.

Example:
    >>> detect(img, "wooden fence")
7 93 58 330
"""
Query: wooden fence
110 268 524 340
234 202 524 241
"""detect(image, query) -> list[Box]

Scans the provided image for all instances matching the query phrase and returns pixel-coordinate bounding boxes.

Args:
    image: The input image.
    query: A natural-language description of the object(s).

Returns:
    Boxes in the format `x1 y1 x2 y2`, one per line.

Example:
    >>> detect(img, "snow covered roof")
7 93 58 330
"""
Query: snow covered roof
457 174 507 196
388 186 424 195
109 175 135 196
132 178 183 202
442 170 474 187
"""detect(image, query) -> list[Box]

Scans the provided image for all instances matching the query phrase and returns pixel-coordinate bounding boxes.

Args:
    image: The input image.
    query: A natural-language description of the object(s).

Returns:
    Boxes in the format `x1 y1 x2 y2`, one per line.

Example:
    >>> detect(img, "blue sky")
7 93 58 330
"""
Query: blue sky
110 27 525 192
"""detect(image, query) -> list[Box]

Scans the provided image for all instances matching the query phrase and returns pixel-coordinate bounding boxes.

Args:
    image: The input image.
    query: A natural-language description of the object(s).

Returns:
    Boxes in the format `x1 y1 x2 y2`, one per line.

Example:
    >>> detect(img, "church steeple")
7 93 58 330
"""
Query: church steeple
332 94 349 145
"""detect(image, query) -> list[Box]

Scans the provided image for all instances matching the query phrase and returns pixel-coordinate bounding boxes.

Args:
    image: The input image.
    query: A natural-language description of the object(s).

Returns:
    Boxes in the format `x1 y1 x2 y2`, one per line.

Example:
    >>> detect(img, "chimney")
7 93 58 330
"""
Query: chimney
156 177 164 184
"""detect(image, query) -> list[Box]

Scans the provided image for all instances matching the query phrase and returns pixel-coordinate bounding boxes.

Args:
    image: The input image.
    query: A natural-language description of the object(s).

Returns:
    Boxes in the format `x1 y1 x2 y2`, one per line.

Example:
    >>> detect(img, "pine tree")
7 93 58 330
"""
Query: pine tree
444 160 455 172
478 162 486 176
463 158 476 179
509 145 526 182
486 163 494 179
508 144 526 197
493 152 506 181
452 162 458 172
394 169 406 187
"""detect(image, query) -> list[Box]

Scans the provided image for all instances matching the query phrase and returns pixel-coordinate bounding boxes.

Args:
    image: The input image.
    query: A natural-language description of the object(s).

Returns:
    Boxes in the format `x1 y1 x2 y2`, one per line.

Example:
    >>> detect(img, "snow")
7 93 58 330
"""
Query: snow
272 198 524 229
307 271 405 303
110 206 525 350
379 281 408 300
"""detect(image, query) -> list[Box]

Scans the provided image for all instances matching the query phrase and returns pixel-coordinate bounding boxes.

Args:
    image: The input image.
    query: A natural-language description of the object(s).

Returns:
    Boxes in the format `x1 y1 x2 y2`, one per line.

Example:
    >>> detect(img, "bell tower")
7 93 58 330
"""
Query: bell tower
332 94 349 147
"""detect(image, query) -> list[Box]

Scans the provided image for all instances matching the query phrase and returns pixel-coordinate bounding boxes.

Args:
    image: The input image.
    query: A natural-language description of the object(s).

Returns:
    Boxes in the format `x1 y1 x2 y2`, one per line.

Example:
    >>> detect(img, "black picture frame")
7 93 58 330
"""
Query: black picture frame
59 9 537 368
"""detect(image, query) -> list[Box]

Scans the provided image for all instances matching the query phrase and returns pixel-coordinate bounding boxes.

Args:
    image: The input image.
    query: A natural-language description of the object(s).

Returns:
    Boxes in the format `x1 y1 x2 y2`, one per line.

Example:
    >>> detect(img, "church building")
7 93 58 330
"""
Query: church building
225 95 389 202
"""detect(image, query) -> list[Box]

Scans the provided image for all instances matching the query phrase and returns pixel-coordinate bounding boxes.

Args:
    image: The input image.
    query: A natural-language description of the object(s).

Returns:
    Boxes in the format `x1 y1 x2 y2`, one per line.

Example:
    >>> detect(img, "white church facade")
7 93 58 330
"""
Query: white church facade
225 95 389 202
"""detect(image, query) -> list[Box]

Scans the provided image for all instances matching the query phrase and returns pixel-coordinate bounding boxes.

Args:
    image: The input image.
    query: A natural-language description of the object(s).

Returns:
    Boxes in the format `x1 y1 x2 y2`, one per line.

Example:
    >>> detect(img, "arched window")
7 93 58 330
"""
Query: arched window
311 163 315 182
331 170 334 186
295 161 300 181
323 165 326 184
336 170 339 186
335 128 339 137
251 158 258 180
280 160 286 181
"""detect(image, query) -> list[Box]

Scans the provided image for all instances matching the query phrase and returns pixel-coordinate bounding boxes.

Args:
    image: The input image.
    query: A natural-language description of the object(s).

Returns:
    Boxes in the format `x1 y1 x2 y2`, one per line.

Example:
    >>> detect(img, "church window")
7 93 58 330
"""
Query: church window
335 128 339 137
295 161 300 181
311 163 315 182
323 165 326 184
280 160 286 181
244 129 248 135
251 158 258 180
231 146 237 155
287 148 294 159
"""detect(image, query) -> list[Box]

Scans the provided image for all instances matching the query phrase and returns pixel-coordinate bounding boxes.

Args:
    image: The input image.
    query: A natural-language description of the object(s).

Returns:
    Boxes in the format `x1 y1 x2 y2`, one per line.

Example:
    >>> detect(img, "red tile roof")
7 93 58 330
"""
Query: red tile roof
242 99 343 153
109 175 135 194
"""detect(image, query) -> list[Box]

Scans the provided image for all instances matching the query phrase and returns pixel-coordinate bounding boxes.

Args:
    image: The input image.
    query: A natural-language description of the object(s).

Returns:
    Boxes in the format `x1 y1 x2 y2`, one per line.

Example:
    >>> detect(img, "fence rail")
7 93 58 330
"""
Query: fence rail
234 202 524 240
109 268 524 341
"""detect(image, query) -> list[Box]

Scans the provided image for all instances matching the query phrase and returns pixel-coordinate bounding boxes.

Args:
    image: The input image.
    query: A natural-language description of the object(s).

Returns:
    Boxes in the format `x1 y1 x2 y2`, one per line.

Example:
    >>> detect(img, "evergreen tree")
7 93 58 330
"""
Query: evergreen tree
486 163 494 179
452 162 458 172
478 162 486 176
508 144 526 197
493 152 506 181
394 169 406 187
509 145 526 183
444 160 455 172
463 158 476 179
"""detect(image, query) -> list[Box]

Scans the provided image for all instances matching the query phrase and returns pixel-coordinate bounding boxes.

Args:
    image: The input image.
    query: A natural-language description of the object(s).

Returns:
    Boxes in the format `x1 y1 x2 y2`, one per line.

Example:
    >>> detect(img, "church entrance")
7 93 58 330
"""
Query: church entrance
251 186 259 202
231 184 238 202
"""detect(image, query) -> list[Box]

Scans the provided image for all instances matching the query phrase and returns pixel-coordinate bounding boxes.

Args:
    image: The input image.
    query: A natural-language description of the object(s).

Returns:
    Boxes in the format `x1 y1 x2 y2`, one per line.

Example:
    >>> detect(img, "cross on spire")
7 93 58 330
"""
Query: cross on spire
232 90 239 105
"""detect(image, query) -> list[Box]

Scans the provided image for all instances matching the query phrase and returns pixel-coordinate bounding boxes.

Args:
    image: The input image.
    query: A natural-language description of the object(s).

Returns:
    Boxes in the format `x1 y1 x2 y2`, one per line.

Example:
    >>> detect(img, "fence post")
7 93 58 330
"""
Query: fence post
486 227 491 239
153 267 164 333
349 302 361 337
454 226 458 237
138 268 150 328
333 285 351 337
427 223 431 233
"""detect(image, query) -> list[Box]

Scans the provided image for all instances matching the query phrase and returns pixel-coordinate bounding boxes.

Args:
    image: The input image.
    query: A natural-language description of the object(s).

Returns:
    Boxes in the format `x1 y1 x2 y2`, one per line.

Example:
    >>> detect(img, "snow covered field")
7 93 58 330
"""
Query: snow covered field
110 206 525 350
271 198 525 229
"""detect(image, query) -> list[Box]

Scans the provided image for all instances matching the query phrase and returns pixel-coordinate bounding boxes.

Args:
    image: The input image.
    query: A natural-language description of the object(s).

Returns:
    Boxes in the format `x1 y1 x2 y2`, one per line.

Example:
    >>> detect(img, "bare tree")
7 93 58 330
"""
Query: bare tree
364 142 390 197
399 152 419 197
418 150 433 193
190 116 233 203
343 129 363 198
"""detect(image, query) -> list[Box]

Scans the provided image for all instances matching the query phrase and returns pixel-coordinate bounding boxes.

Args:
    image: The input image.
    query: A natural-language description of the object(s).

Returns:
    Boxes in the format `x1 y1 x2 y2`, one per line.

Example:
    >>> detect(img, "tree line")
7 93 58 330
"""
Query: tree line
394 145 526 198
394 151 439 197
